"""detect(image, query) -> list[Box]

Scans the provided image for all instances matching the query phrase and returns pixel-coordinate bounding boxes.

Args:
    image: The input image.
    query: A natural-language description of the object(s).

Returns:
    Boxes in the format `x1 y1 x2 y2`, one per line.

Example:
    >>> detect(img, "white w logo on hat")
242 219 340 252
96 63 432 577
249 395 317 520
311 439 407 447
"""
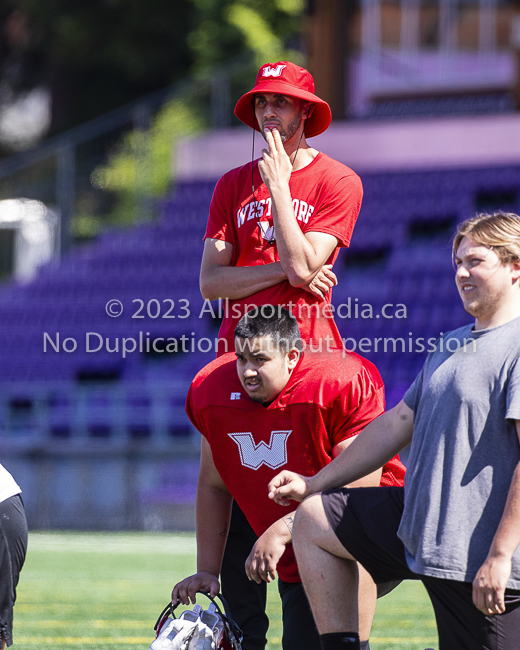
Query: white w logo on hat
262 64 286 78
229 430 291 470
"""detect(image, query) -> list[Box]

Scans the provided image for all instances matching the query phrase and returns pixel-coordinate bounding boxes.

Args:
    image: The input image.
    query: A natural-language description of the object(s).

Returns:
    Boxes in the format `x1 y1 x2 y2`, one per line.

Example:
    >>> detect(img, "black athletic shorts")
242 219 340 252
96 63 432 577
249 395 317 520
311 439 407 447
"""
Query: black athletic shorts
0 494 28 647
221 501 268 650
278 579 319 650
322 486 520 650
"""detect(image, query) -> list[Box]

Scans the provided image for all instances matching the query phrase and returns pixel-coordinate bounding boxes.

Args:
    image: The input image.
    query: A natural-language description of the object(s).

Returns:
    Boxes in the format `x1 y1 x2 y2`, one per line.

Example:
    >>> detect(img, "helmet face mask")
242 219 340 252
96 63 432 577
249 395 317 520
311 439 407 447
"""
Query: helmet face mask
150 593 243 650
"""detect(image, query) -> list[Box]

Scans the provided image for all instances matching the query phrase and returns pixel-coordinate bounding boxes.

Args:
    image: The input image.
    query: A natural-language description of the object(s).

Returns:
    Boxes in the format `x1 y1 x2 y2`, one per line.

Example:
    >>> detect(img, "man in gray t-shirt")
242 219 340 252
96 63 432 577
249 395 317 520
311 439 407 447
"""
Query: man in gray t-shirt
266 212 520 650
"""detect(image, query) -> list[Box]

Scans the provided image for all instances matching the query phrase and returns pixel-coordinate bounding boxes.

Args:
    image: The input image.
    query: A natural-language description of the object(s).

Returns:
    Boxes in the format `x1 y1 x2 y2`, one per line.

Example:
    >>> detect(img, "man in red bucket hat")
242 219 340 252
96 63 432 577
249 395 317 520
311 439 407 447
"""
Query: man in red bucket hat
201 60 363 356
233 61 333 139
198 61 365 649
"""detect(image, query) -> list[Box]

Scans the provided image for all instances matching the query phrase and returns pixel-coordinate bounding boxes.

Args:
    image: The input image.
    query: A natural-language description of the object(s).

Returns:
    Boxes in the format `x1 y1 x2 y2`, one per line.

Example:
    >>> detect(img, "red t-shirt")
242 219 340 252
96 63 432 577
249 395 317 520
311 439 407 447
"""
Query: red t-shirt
205 153 363 356
186 349 406 582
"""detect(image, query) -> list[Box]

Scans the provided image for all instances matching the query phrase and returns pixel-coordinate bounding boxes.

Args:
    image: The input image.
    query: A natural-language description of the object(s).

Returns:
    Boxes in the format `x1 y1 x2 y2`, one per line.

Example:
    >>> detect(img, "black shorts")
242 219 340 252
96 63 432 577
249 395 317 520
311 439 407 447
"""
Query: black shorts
322 486 520 650
278 579 319 650
0 494 28 647
221 501 268 650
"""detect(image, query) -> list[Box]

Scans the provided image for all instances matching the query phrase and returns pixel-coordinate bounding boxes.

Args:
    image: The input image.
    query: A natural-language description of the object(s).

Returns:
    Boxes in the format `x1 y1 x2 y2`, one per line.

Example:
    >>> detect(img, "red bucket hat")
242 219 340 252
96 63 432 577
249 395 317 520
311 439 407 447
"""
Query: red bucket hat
234 61 332 139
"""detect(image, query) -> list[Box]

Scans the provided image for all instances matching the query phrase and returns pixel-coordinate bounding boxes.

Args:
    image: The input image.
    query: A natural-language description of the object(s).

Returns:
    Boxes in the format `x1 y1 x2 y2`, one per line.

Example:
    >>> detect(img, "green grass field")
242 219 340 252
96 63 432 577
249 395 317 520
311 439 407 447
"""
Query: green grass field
13 532 438 649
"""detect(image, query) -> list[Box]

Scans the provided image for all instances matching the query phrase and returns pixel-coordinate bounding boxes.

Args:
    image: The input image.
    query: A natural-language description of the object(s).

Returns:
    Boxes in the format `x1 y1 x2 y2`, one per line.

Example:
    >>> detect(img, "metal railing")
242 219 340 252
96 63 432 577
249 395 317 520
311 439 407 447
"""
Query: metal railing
0 380 197 448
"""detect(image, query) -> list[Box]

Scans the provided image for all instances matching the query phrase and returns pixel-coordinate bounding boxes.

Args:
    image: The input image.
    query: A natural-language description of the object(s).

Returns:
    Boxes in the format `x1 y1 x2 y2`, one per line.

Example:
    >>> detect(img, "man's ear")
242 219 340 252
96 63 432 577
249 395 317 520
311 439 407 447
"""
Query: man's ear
304 103 315 120
286 347 301 370
511 260 520 283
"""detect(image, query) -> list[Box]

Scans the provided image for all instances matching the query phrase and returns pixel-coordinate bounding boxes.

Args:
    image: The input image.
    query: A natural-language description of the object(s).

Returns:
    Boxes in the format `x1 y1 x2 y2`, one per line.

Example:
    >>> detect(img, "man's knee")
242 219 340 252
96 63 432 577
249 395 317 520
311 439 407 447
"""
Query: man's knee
293 494 326 542
294 493 358 562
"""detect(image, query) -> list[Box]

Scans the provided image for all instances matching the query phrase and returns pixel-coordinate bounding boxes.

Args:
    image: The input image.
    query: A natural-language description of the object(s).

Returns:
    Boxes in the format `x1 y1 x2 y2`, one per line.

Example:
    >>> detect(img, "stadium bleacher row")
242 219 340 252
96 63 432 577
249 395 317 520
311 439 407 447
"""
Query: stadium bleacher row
0 164 519 437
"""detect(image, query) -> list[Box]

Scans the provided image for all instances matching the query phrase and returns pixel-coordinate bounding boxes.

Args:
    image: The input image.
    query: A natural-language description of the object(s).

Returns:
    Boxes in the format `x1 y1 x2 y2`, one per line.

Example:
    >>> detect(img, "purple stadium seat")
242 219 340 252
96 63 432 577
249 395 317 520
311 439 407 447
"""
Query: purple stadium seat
0 165 519 435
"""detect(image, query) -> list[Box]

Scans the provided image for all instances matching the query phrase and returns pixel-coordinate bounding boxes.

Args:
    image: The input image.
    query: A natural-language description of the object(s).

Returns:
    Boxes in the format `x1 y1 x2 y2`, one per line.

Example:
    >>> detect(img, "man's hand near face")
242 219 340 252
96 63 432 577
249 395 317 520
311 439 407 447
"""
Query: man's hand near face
258 128 293 192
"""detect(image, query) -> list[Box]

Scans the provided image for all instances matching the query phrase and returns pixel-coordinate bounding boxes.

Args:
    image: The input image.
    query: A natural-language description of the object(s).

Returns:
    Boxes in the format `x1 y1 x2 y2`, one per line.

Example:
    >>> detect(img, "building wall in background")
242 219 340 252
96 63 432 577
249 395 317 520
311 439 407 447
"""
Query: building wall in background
176 113 520 180
306 0 520 118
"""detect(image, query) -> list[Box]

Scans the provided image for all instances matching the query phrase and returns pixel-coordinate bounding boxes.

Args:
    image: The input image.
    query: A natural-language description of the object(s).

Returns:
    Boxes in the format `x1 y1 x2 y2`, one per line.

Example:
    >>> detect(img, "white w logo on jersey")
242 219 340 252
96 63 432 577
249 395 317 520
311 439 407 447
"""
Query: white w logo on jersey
228 430 292 470
262 64 286 78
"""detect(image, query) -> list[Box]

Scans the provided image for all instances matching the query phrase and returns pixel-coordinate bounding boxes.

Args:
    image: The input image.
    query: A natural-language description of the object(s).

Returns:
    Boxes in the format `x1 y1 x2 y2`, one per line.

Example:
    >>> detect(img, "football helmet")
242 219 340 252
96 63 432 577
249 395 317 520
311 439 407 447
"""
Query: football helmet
150 592 242 650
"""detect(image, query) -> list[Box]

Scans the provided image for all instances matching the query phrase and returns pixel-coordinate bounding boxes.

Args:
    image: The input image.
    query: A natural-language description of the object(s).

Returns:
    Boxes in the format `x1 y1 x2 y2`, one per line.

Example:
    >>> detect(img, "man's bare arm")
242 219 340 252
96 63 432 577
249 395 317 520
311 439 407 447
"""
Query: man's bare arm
200 238 287 301
259 129 339 286
172 437 232 604
200 238 338 301
268 399 414 504
472 420 520 615
332 435 382 487
245 511 295 584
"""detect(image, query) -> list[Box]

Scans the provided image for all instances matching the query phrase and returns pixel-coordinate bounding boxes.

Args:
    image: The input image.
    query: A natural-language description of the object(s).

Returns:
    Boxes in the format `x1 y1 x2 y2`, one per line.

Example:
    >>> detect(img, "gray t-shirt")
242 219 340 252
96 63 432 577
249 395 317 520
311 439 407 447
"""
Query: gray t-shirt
401 316 520 588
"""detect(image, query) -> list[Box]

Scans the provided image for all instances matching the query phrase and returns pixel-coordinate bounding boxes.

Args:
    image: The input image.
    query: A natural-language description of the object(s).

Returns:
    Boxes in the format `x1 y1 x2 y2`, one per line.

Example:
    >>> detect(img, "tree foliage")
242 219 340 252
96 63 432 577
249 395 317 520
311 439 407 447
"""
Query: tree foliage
1 0 304 134
1 0 304 237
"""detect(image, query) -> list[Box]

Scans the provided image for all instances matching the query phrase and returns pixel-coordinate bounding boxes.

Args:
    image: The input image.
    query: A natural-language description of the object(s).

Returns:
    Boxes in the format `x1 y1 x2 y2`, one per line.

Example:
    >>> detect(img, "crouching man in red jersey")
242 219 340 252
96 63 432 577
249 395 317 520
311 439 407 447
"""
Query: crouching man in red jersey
172 307 405 650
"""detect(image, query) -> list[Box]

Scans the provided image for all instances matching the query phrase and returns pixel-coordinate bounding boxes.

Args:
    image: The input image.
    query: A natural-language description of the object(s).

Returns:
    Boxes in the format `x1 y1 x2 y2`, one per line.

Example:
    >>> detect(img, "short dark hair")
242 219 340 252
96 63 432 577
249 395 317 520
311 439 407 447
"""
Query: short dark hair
234 306 302 355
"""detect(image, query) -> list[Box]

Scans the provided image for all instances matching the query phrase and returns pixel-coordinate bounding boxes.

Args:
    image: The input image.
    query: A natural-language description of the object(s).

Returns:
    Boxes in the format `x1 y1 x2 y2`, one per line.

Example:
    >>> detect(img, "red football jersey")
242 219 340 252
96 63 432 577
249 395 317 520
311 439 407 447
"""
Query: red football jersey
205 153 363 356
186 349 406 582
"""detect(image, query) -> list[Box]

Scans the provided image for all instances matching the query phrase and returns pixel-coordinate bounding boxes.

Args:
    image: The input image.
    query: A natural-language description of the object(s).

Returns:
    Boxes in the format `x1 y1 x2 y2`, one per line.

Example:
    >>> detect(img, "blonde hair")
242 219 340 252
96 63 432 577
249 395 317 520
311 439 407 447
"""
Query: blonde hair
453 212 520 264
